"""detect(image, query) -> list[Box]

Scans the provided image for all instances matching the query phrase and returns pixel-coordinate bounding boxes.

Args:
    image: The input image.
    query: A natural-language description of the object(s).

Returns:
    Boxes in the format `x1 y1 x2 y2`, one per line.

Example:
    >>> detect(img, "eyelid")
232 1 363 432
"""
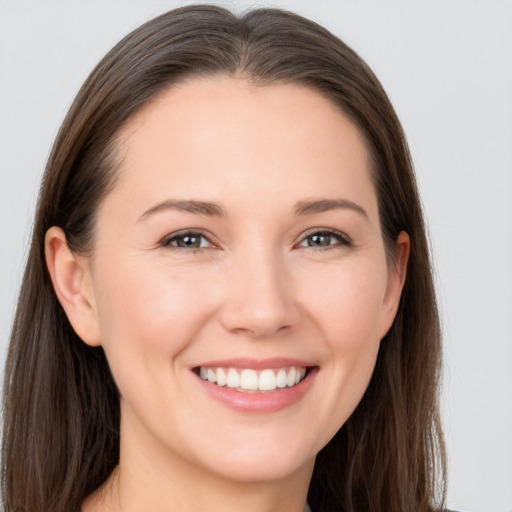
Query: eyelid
159 229 218 249
295 227 353 248
158 227 352 250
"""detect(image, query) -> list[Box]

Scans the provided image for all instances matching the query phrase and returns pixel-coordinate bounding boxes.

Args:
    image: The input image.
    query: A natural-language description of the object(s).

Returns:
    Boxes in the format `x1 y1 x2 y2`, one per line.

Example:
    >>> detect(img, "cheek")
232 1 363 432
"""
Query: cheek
91 257 220 366
304 260 388 345
302 262 387 426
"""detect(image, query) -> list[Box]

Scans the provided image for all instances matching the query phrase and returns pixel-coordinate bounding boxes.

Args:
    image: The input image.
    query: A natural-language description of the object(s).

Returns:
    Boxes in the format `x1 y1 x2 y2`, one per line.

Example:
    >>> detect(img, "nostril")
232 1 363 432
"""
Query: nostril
228 323 293 339
220 303 299 339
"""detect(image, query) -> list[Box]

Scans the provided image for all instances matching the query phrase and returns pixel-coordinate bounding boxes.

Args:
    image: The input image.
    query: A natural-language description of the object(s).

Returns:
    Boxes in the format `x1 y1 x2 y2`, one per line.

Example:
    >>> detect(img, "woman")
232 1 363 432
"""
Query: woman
2 5 448 512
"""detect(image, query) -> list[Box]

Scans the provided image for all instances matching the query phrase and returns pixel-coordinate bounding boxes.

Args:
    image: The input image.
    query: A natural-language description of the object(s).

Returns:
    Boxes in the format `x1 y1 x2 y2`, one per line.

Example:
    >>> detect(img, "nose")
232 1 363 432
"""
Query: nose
219 247 300 339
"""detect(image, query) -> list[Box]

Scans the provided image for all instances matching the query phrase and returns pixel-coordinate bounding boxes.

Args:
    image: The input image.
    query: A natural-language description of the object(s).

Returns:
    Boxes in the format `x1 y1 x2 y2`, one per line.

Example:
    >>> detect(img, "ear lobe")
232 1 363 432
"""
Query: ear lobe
45 226 102 347
379 231 410 339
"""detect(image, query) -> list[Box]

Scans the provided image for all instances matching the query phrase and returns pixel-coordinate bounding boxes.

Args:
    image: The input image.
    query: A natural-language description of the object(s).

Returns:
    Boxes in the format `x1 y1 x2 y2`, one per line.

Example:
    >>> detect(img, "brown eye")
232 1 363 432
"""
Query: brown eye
175 235 203 248
161 231 212 249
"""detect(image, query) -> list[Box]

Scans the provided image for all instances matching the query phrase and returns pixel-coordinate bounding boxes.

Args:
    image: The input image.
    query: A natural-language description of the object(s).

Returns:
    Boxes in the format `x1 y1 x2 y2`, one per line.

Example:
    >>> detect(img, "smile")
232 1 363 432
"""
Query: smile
192 358 317 413
198 366 308 392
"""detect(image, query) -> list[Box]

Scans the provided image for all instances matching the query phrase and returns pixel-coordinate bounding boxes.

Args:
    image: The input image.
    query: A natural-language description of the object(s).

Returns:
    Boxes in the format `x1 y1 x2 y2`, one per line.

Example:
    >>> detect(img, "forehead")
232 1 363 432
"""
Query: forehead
109 75 377 220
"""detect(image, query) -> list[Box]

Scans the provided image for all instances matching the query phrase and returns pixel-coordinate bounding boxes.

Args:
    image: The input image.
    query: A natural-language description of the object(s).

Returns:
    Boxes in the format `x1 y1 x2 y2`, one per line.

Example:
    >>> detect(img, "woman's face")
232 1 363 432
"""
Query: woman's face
78 76 407 483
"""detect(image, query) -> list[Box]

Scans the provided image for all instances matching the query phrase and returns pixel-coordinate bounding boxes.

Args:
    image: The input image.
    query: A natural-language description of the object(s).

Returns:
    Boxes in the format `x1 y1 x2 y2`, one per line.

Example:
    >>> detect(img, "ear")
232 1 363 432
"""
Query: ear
45 226 102 346
379 231 410 339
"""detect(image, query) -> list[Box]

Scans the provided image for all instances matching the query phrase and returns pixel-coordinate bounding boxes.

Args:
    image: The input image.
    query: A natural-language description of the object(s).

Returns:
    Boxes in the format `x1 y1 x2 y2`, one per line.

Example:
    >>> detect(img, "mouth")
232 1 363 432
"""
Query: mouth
194 365 310 393
191 358 318 413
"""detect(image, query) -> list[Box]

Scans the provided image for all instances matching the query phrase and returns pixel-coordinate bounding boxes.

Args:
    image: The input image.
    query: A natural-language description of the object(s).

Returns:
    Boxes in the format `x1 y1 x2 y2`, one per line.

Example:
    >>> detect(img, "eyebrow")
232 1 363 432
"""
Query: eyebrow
138 197 368 221
294 198 368 218
138 200 225 221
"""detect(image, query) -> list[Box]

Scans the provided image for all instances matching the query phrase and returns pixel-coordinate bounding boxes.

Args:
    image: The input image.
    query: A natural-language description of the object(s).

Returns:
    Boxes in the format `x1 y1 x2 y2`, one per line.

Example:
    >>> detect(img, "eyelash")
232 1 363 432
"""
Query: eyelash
159 228 352 251
297 228 353 250
160 229 215 250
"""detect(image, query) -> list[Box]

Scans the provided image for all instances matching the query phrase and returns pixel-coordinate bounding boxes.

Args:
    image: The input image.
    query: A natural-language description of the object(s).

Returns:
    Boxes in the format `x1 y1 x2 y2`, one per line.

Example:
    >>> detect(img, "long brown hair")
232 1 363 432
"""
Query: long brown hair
2 5 446 512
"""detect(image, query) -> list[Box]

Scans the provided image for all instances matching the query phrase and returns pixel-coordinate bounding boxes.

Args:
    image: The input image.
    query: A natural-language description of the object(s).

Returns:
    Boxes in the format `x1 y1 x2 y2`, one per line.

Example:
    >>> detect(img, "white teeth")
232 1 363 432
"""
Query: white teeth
286 367 297 387
207 369 217 384
259 369 277 391
240 369 258 390
216 367 227 386
276 369 287 388
226 368 240 388
198 365 308 392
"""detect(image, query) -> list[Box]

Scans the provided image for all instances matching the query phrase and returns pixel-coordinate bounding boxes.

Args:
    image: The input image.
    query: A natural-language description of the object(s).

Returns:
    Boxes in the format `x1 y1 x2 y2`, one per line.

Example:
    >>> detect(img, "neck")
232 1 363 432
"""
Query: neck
84 461 313 512
82 413 314 512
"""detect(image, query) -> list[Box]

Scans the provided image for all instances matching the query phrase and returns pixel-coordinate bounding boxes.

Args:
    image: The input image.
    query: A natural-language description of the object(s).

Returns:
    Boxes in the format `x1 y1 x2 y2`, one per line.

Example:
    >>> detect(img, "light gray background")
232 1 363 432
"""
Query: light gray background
1 1 511 511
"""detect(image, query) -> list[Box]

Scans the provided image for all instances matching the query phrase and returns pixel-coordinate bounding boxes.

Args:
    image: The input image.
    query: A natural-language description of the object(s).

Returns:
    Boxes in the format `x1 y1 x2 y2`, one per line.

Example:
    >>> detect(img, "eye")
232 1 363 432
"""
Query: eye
297 229 351 249
160 230 214 250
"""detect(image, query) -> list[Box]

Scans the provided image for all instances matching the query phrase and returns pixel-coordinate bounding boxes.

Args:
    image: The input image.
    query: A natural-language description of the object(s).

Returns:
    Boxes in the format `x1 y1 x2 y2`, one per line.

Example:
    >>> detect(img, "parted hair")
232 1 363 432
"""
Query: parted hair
2 5 446 512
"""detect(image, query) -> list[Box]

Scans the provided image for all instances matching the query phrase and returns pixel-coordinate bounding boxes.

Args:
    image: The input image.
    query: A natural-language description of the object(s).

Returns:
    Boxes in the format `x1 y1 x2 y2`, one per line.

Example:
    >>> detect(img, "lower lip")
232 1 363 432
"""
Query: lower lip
194 368 317 414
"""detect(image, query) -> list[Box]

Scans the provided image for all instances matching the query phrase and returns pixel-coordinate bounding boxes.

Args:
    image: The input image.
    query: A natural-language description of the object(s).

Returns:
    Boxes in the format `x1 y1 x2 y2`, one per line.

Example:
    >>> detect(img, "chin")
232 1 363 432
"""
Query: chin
185 428 319 484
203 451 314 484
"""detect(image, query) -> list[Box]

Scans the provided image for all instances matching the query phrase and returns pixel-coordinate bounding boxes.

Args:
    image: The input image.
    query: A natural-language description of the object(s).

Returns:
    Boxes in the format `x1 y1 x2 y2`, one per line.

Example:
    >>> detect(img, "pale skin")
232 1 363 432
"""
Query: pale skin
45 76 409 512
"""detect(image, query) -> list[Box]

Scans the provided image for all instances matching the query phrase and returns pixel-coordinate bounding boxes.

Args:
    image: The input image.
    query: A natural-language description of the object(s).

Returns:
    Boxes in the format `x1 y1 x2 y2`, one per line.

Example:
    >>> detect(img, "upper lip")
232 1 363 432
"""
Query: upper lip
192 357 315 370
